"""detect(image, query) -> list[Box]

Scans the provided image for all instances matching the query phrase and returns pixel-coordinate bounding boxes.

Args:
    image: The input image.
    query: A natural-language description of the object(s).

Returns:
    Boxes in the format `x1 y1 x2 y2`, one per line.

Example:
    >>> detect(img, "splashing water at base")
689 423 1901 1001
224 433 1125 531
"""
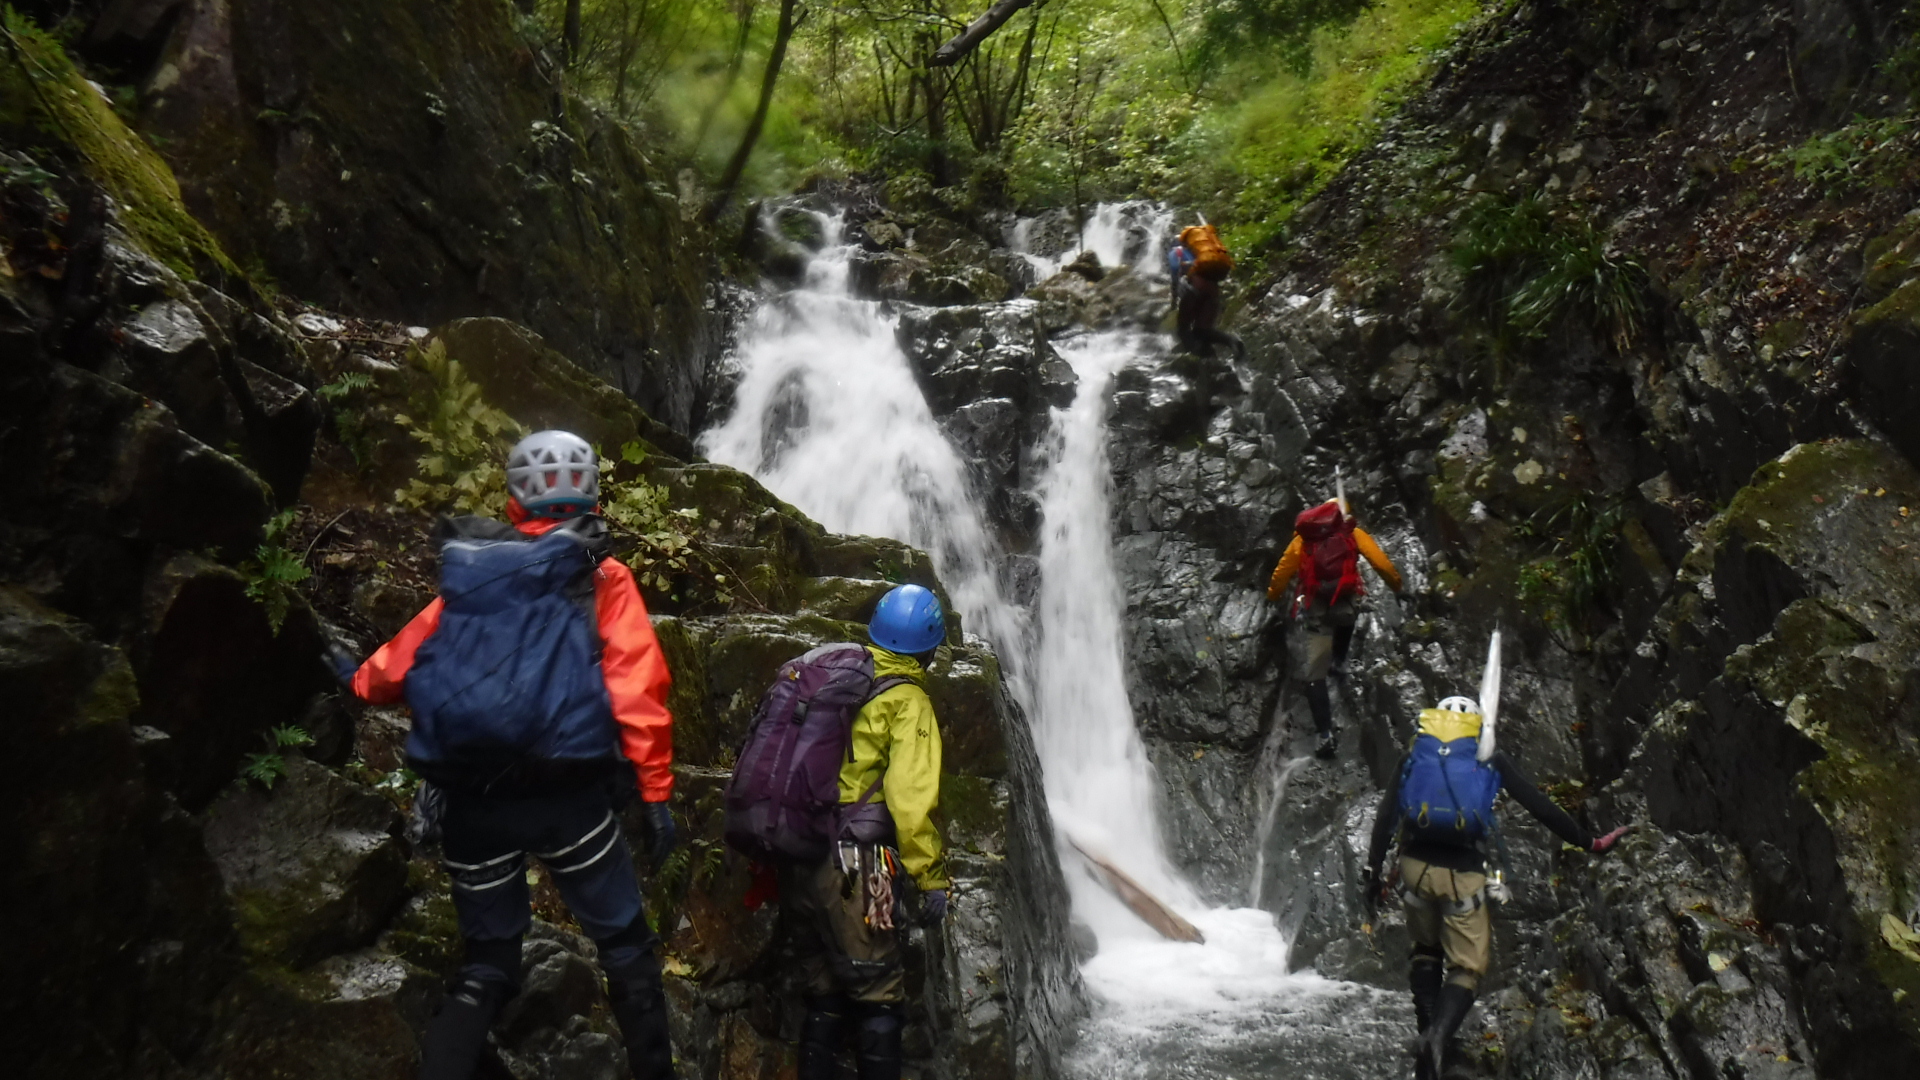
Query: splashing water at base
704 206 1409 1077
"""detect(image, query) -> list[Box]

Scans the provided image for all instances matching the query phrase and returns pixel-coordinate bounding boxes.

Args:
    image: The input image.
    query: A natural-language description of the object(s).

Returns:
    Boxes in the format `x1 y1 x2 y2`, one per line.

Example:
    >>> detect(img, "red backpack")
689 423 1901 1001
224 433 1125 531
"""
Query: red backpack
1293 501 1362 613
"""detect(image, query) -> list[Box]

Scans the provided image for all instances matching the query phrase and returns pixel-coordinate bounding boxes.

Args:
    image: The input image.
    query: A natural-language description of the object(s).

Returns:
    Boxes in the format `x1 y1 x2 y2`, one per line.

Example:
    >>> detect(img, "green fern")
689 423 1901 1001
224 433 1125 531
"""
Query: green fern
316 372 375 401
241 509 311 634
242 752 288 788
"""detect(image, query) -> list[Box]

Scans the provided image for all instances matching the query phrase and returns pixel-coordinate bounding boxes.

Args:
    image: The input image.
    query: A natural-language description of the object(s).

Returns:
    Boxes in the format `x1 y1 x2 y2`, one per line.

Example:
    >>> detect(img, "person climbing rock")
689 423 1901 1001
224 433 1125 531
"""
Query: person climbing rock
782 585 951 1080
1361 693 1629 1080
1169 222 1247 360
334 430 682 1080
1266 497 1401 758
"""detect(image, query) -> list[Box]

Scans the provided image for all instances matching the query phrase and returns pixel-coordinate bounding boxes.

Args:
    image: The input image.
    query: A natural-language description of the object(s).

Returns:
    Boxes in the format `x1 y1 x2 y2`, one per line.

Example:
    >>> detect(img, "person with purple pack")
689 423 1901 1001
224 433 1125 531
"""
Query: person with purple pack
723 584 950 1080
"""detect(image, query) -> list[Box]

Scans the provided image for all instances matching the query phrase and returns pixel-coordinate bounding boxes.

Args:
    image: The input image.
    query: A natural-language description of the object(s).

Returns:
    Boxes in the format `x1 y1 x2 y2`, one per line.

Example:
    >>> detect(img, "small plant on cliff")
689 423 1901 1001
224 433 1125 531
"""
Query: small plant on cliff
241 724 316 789
1453 195 1647 357
315 371 374 402
241 509 311 634
1514 492 1628 641
1783 115 1911 197
392 340 526 517
601 441 703 596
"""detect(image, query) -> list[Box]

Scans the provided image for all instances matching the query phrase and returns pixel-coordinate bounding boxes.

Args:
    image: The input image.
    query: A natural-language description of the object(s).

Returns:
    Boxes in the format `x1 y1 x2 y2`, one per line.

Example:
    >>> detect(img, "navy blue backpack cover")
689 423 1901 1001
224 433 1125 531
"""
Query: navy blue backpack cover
1397 708 1501 844
405 516 620 795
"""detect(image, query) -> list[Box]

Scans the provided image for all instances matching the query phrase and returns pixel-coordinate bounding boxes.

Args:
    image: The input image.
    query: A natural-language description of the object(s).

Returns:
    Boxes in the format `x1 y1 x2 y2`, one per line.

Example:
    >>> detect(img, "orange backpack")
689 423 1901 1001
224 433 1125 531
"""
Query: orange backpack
1180 224 1234 282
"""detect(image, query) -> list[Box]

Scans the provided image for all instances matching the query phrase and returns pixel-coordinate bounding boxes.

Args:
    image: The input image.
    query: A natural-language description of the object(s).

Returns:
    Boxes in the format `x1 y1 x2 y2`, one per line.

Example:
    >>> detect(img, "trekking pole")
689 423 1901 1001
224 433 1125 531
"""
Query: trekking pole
1335 466 1350 520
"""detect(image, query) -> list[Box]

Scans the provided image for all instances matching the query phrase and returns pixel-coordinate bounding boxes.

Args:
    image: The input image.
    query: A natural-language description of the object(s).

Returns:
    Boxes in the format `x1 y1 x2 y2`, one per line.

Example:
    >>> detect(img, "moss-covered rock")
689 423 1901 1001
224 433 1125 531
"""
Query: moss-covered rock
201 757 411 970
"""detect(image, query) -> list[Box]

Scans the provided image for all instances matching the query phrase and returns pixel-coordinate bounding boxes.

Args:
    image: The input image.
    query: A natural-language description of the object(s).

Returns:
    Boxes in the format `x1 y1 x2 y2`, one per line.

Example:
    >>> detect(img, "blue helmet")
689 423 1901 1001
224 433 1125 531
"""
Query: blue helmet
868 585 946 655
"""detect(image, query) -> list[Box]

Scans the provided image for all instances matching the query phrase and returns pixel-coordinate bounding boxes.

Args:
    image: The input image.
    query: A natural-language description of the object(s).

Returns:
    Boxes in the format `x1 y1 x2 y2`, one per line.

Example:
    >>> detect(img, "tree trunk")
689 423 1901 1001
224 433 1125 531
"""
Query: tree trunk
929 0 1039 68
563 0 583 64
705 0 803 223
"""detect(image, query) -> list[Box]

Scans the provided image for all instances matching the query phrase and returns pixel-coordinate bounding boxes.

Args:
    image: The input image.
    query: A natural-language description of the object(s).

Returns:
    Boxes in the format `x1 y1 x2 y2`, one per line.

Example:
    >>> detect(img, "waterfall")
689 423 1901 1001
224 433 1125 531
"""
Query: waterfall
703 205 1406 1077
699 213 1030 668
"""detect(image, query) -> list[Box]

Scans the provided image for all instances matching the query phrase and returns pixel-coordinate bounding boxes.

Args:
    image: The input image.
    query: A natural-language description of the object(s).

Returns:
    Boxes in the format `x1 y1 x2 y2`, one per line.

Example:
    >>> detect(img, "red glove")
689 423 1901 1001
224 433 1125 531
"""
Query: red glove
1590 825 1630 854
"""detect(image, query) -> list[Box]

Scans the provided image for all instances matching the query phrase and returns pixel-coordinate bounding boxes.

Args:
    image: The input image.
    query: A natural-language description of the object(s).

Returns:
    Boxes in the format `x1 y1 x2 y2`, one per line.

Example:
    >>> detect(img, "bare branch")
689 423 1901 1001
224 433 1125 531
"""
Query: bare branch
928 0 1040 68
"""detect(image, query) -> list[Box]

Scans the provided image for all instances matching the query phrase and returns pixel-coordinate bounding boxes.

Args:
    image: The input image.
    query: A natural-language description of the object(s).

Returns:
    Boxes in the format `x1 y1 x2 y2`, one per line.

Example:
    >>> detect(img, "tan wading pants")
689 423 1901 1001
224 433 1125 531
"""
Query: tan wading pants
1290 596 1358 682
1400 854 1492 990
780 852 906 1004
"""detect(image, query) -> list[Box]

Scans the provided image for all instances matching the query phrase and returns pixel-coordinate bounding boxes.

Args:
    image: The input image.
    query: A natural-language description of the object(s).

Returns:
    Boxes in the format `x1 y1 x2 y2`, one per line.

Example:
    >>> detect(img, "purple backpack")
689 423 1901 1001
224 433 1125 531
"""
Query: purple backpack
723 643 911 863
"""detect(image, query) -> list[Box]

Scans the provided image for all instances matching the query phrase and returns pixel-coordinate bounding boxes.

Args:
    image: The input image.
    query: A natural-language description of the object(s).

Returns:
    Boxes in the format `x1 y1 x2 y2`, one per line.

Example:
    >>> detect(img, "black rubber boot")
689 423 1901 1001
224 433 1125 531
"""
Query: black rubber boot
1409 954 1443 1033
798 995 851 1080
604 951 677 1080
1407 953 1443 1079
1305 680 1336 757
1419 983 1475 1078
420 973 511 1080
852 1002 903 1080
1329 625 1356 681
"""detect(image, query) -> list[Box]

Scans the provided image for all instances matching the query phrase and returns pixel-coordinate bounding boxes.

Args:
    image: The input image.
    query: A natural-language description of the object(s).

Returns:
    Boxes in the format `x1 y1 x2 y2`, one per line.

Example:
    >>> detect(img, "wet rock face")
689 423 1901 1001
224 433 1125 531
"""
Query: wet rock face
133 0 717 434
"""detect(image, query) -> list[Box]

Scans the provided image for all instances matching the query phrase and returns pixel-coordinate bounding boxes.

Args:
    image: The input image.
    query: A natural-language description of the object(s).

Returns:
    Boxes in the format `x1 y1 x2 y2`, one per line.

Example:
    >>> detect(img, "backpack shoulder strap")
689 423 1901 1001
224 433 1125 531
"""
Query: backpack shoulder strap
866 676 915 702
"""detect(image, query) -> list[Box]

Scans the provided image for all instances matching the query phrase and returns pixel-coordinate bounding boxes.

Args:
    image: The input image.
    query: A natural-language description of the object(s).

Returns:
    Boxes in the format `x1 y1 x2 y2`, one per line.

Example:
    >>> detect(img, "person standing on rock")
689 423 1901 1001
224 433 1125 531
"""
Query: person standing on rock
1267 496 1402 758
779 585 951 1080
334 430 682 1080
1169 221 1247 360
1361 693 1628 1080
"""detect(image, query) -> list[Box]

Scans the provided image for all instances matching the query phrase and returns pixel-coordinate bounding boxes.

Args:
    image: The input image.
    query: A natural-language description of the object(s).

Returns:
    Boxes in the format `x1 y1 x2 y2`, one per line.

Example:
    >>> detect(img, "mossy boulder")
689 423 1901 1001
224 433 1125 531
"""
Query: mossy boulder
201 757 411 970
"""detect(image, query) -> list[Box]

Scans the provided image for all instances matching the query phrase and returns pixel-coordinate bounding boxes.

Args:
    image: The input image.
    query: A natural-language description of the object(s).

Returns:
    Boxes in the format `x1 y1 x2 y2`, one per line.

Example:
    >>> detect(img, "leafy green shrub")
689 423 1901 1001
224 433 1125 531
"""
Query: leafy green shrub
1783 115 1910 197
1453 195 1646 352
242 509 311 634
392 340 526 516
602 441 708 596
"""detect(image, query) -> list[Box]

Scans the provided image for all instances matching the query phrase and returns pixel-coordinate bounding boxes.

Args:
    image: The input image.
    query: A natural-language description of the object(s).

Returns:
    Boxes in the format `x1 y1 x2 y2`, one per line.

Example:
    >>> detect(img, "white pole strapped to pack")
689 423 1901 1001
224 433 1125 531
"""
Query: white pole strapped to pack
1335 466 1350 519
1477 626 1502 762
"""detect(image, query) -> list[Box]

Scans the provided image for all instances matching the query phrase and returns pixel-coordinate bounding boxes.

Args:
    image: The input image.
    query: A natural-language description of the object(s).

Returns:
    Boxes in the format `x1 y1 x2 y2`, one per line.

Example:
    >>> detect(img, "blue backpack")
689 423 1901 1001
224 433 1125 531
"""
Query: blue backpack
404 515 620 796
1398 708 1501 844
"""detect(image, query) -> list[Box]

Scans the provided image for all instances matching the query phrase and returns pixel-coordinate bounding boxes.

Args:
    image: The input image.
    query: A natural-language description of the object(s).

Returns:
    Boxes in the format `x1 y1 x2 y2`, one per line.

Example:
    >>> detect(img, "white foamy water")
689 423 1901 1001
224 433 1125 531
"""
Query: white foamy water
703 205 1407 1076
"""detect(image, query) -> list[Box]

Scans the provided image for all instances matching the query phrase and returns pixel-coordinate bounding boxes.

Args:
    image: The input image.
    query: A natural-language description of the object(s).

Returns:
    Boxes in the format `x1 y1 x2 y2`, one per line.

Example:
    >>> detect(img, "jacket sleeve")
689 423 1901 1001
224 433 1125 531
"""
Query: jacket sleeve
1353 528 1403 592
350 598 444 703
594 559 675 801
1266 535 1304 601
1494 752 1594 849
880 686 948 892
1365 760 1405 883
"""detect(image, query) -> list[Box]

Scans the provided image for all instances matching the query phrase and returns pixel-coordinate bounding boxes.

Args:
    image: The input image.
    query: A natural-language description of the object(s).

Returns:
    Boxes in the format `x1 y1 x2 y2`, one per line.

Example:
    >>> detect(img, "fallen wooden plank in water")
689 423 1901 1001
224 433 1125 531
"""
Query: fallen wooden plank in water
1066 836 1205 944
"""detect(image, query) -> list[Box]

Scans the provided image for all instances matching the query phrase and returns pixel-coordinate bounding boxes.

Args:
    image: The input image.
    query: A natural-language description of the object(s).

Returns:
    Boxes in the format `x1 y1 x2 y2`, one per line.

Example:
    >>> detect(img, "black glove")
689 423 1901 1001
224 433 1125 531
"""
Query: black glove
325 642 360 691
920 888 949 926
642 800 679 871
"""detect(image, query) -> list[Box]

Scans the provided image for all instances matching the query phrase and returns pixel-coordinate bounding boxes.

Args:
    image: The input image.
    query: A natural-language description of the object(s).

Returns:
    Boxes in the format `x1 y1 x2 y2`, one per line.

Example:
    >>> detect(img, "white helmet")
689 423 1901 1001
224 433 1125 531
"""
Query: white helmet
507 430 598 518
1437 696 1478 714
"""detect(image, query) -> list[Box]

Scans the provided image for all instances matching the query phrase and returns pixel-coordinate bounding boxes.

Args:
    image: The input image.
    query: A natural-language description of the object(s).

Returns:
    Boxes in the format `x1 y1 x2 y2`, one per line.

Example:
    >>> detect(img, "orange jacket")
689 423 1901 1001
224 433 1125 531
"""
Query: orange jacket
1266 522 1402 601
350 513 675 801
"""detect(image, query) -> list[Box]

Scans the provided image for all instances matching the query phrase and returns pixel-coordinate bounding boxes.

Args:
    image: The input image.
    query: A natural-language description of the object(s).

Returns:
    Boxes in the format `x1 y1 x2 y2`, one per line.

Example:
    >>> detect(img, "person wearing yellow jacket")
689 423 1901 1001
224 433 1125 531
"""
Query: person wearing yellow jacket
784 584 949 1080
1268 499 1402 758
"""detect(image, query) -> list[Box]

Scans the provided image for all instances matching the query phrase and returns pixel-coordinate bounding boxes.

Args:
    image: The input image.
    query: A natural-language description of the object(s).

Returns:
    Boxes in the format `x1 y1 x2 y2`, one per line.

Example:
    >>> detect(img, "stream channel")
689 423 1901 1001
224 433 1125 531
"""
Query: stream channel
701 207 1411 1078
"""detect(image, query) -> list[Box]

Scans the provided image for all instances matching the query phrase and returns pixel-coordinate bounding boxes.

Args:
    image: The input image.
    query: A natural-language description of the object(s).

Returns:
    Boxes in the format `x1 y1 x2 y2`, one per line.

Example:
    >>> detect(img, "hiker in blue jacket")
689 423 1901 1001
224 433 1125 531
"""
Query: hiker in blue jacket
1361 695 1628 1080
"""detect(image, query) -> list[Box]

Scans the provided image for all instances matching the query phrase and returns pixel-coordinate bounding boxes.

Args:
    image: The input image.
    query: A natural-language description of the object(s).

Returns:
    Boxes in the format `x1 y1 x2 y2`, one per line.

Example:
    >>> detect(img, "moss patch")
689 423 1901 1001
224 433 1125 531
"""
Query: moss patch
0 11 238 280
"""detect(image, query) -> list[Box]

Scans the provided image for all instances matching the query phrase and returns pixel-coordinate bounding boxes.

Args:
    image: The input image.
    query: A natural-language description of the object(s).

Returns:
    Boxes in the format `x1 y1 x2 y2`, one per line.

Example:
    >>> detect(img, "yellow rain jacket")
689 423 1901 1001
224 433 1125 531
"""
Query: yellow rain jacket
839 646 948 891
